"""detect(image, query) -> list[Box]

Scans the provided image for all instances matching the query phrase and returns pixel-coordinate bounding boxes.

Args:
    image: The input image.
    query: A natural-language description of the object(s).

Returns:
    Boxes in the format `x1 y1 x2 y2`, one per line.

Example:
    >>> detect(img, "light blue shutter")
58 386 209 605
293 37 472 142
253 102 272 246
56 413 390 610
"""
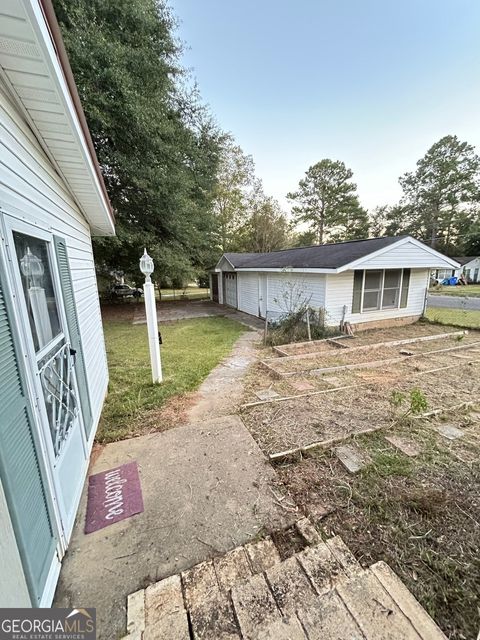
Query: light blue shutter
54 236 93 437
0 276 56 605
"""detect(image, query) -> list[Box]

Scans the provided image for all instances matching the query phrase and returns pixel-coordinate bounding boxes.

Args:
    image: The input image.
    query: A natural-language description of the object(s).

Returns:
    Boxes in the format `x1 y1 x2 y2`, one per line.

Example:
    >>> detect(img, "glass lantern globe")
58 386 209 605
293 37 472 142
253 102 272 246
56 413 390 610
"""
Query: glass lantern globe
20 247 44 287
140 248 154 282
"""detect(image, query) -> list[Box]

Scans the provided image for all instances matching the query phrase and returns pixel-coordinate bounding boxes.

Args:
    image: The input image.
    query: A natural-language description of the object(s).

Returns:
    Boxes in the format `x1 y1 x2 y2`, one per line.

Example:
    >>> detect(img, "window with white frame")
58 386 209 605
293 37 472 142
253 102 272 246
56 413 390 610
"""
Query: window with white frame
362 269 402 312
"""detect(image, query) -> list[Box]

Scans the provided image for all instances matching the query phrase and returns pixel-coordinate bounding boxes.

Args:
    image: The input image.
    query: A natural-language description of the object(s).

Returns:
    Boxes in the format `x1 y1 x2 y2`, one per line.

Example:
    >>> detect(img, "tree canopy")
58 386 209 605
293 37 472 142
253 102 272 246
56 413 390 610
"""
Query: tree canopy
287 160 369 244
54 0 222 286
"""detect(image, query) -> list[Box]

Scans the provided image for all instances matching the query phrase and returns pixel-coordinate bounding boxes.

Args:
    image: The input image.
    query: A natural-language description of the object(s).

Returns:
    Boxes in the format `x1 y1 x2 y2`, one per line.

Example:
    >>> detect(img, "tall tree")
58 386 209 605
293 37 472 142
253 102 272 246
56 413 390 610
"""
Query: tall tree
53 0 222 284
399 135 480 250
287 159 368 244
237 181 290 252
211 138 255 252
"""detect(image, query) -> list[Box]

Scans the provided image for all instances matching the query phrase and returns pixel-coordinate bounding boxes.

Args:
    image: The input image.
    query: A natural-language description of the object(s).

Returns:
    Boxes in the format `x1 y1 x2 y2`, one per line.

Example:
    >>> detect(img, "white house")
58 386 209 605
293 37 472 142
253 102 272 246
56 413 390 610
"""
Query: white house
0 0 114 607
452 257 480 283
212 236 460 330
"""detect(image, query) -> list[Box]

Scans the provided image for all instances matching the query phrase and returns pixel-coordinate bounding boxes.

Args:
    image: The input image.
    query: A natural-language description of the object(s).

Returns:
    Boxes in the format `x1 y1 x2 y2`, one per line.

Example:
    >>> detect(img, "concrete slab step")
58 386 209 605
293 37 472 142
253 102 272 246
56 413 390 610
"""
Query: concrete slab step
296 540 348 596
144 575 189 640
265 555 318 615
244 536 281 573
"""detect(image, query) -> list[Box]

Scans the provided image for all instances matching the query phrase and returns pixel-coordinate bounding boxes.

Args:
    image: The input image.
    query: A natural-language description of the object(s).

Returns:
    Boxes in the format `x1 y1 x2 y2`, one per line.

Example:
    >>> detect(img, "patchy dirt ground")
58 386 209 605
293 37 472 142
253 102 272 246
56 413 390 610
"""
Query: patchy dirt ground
240 320 480 639
275 418 480 640
240 324 480 456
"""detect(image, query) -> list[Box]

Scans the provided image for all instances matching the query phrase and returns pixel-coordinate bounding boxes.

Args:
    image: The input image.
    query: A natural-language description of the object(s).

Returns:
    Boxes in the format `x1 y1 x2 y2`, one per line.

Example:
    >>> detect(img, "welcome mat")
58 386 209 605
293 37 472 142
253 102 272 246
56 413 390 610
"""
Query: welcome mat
85 461 144 534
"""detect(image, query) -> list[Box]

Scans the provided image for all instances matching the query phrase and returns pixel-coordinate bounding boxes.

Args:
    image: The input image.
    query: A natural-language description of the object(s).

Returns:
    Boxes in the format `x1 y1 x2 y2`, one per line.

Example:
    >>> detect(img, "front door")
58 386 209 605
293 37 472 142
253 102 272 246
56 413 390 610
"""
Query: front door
3 218 88 541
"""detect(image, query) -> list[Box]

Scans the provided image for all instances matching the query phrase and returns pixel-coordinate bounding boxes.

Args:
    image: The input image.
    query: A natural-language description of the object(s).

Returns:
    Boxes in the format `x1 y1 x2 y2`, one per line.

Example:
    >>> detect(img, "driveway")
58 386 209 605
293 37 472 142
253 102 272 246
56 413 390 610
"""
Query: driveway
427 294 480 310
132 299 265 329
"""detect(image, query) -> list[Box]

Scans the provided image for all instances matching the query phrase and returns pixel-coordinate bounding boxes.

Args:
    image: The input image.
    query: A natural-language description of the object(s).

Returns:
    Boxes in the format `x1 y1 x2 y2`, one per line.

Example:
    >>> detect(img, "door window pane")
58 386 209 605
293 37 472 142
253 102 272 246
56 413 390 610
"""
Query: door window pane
13 232 61 352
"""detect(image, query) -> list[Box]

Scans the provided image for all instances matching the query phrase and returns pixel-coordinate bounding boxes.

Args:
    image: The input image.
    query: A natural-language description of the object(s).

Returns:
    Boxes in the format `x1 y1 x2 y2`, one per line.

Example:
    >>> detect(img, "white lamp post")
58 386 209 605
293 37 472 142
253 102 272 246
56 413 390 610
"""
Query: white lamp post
140 249 162 383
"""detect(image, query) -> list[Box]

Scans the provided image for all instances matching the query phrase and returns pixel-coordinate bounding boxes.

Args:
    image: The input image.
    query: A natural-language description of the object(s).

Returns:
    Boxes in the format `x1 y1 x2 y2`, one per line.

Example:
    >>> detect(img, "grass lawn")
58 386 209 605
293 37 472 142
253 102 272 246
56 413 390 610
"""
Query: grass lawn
430 284 480 297
425 307 480 329
157 286 210 300
97 316 246 443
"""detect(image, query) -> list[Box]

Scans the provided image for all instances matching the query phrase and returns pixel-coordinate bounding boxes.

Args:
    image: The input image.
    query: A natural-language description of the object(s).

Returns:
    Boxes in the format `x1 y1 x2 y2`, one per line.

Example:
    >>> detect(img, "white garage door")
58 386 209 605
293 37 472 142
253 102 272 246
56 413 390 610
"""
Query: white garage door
223 273 237 308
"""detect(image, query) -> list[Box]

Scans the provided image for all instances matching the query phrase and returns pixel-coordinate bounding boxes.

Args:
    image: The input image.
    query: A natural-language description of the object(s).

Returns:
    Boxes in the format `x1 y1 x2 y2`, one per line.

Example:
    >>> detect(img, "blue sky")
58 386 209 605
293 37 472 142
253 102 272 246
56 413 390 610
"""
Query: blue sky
173 0 480 212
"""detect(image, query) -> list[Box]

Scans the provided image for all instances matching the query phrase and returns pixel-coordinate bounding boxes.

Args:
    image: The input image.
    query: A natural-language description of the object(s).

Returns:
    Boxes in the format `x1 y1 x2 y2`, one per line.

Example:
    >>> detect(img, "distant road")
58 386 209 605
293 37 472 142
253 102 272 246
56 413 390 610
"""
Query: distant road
427 294 480 311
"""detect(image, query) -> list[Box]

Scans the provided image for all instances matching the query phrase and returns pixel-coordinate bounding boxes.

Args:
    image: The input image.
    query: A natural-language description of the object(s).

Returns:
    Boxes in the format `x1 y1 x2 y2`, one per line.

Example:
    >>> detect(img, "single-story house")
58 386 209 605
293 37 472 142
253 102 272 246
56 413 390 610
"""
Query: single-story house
212 236 460 329
0 0 114 607
445 256 480 283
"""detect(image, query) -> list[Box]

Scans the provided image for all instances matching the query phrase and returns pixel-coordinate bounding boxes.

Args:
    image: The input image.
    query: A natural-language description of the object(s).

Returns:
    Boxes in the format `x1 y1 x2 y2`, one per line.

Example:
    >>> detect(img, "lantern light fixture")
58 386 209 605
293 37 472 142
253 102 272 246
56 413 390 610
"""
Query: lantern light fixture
139 248 154 282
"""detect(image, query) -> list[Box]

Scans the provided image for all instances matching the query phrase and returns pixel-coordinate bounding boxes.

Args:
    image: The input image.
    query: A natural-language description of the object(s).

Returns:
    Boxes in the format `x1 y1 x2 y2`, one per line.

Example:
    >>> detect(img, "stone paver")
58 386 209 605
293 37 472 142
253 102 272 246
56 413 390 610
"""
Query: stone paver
434 424 464 440
144 575 189 640
126 590 145 637
325 536 362 579
297 589 363 640
254 389 280 401
295 517 322 545
385 435 421 457
214 546 253 592
335 444 370 473
244 537 281 573
371 562 447 640
296 542 345 596
336 569 421 639
322 375 348 387
289 380 315 391
266 556 318 615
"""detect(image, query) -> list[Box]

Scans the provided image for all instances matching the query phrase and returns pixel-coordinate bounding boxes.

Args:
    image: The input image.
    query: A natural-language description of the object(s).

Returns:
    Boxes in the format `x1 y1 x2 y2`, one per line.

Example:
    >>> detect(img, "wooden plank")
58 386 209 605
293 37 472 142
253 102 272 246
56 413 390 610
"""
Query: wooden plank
263 330 466 364
240 383 361 409
181 560 218 611
336 569 422 639
144 575 189 640
297 589 364 640
370 562 447 640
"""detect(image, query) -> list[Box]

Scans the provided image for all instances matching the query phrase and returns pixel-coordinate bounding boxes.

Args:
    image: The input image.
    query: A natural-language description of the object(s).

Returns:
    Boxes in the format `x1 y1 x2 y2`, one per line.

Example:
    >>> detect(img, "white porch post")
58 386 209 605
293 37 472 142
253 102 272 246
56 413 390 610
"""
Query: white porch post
140 249 162 383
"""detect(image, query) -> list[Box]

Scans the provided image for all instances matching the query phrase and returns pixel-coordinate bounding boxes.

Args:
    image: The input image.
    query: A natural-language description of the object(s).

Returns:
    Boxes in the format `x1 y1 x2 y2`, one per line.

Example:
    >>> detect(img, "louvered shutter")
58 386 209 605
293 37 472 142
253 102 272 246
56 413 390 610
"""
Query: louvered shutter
400 269 410 308
54 237 93 437
0 276 56 605
352 270 364 313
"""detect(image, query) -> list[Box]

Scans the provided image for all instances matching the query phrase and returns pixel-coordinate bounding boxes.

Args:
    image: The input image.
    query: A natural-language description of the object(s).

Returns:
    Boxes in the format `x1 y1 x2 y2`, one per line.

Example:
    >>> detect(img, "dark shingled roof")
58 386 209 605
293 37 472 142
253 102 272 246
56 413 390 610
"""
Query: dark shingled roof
223 236 407 270
452 256 479 265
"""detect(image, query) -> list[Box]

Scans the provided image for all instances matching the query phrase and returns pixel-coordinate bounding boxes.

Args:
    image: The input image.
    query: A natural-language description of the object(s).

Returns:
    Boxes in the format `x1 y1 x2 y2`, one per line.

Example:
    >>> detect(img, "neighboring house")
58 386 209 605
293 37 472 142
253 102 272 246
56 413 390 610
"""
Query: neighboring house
212 236 460 329
0 0 114 607
448 257 480 283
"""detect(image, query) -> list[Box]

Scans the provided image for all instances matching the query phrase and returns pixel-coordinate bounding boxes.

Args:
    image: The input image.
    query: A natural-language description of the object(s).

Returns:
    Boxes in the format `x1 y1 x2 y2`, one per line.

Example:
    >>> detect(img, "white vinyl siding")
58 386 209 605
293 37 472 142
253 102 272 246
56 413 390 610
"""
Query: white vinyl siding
237 273 259 316
266 273 326 320
0 86 108 434
353 239 456 270
325 269 429 325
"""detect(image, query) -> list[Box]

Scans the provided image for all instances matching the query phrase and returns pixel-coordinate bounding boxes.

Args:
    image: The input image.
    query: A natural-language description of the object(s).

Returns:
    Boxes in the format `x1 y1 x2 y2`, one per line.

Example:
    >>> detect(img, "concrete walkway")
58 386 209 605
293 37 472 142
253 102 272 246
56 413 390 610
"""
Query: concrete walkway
55 330 293 639
428 294 480 310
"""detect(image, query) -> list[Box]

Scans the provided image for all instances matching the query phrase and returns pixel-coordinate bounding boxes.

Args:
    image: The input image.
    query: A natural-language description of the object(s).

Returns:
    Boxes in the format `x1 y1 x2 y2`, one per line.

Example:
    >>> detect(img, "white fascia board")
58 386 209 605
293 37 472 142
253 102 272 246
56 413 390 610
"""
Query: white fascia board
23 0 114 234
235 267 338 274
214 255 236 271
337 236 461 272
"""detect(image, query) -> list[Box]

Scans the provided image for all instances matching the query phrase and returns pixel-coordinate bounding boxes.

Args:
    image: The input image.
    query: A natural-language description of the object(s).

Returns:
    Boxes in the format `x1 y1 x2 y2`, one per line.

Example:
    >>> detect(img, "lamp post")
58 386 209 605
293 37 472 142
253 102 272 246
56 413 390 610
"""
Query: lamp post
140 249 162 383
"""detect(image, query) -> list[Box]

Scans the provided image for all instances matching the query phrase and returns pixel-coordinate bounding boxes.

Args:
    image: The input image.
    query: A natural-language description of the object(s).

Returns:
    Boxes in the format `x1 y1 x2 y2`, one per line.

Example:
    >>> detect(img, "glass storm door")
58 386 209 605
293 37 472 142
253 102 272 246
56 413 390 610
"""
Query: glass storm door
8 226 88 538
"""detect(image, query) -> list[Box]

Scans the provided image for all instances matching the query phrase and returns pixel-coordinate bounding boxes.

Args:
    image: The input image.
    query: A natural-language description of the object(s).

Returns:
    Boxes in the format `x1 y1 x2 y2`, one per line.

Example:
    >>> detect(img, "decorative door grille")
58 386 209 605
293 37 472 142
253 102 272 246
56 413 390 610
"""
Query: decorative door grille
38 342 78 456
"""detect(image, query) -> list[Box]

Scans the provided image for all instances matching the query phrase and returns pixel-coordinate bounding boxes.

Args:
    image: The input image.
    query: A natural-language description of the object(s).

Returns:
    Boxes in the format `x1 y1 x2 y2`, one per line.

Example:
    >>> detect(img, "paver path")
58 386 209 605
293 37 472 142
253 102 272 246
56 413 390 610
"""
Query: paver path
124 518 446 640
